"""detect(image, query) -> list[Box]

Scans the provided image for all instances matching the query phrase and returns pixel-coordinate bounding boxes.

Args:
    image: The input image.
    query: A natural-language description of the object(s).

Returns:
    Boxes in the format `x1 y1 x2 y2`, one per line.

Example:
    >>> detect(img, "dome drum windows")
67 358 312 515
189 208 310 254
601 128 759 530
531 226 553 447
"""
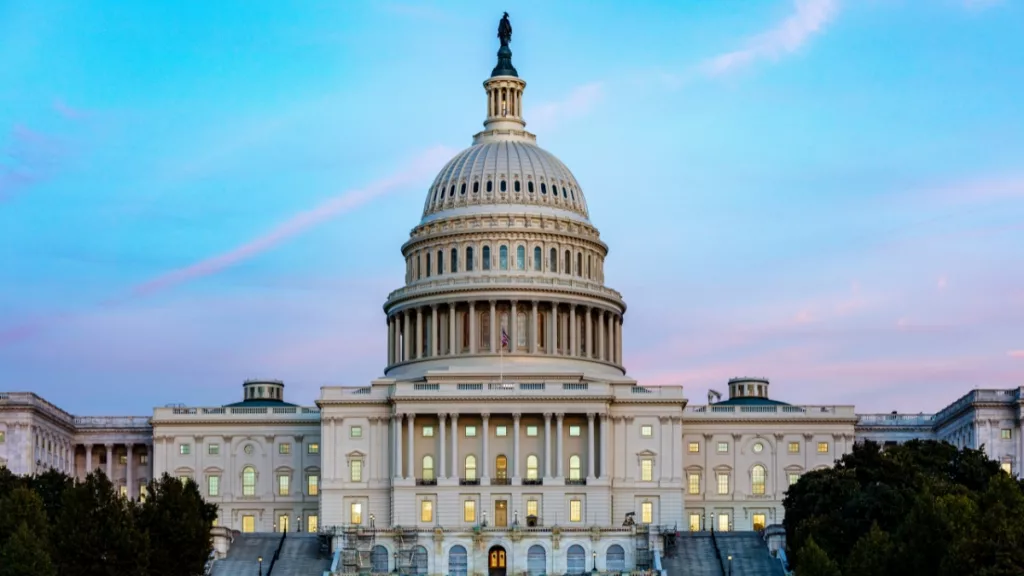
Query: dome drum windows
533 247 542 271
466 246 475 271
482 246 491 271
486 180 493 192
451 248 458 273
460 183 467 195
514 180 521 192
516 246 525 270
473 181 480 193
499 246 509 270
500 180 507 192
528 181 534 193
541 183 547 195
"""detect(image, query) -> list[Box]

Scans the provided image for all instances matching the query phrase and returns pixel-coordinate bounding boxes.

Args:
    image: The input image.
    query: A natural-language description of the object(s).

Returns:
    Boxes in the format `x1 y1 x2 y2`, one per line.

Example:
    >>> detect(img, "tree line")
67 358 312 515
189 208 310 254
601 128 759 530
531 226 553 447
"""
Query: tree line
784 439 1024 576
0 468 218 576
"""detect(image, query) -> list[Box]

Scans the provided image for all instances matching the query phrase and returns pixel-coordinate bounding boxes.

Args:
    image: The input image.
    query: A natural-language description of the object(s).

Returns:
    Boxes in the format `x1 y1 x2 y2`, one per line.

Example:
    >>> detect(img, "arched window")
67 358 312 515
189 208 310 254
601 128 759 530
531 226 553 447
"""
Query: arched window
420 455 434 481
242 466 256 496
587 255 592 278
564 250 571 274
371 546 389 573
437 250 444 274
549 248 557 272
500 180 507 192
465 455 477 480
576 253 582 276
449 185 455 197
486 180 493 192
528 181 534 193
426 253 432 277
606 545 625 572
562 186 568 198
496 455 508 479
570 188 576 200
752 465 767 495
533 247 542 271
568 455 581 480
527 545 546 576
566 545 585 575
526 455 539 480
514 180 521 192
482 246 491 271
417 253 422 279
460 183 466 195
451 248 458 273
473 181 480 193
541 183 547 195
449 545 468 576
412 546 428 576
466 246 475 271
499 246 508 270
516 246 525 270
479 311 490 351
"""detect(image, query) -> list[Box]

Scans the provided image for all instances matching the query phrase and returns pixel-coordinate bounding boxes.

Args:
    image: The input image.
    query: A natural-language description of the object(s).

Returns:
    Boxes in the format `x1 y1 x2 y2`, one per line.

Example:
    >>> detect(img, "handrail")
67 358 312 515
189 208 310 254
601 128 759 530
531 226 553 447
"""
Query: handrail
266 531 287 575
710 530 727 576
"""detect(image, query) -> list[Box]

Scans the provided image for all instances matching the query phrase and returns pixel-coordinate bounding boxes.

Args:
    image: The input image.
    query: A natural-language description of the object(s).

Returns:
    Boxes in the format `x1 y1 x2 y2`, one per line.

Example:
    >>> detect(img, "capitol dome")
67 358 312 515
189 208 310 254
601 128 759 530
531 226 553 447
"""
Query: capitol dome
382 17 626 381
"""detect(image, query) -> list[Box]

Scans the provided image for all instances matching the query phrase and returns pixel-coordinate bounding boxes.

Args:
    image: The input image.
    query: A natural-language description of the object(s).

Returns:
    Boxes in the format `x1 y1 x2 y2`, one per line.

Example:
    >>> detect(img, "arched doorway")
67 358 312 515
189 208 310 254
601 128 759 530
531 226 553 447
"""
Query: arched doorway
449 545 468 576
488 545 507 576
566 544 586 575
606 545 625 572
412 545 428 575
371 545 389 573
527 545 546 576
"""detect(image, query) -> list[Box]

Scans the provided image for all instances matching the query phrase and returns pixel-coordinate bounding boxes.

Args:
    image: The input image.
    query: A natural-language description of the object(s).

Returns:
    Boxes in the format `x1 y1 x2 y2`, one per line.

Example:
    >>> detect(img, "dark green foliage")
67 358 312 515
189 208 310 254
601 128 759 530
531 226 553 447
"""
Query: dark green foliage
784 439 1024 576
0 523 57 576
138 473 219 576
794 537 840 576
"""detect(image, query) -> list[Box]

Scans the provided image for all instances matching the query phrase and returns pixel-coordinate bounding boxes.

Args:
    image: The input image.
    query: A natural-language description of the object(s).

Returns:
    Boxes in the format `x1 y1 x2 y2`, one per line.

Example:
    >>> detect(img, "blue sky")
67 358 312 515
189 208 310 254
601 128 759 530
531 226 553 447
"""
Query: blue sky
1 0 1021 415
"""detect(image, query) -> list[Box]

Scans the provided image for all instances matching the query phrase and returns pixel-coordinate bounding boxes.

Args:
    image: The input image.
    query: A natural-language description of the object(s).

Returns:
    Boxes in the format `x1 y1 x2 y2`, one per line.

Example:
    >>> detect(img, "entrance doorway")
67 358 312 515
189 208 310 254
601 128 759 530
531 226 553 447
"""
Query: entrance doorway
752 513 766 531
488 545 507 576
278 515 289 533
495 500 508 527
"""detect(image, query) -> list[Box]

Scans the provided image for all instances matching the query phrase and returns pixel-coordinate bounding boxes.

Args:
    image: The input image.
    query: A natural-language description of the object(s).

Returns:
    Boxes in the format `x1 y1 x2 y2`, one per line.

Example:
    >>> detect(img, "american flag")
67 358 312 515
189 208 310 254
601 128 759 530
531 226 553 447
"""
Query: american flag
501 327 509 349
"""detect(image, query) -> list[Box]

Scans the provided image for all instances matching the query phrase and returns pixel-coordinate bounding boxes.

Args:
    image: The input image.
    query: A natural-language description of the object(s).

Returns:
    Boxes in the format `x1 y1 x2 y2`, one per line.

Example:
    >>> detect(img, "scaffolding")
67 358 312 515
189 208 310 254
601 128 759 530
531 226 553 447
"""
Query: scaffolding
635 524 652 570
341 525 376 575
394 526 420 574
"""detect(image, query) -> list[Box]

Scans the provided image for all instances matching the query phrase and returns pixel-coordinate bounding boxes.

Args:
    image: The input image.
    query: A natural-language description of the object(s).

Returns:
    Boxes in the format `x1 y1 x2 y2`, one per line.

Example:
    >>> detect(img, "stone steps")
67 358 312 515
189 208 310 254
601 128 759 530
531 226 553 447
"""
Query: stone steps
715 533 785 576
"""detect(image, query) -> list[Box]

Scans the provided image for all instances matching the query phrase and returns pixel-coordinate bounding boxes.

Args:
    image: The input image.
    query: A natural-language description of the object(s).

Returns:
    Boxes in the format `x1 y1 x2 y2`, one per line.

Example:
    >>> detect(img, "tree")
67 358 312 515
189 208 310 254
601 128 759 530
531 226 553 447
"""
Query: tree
844 522 894 576
795 537 840 576
0 486 55 572
0 523 57 576
137 473 218 576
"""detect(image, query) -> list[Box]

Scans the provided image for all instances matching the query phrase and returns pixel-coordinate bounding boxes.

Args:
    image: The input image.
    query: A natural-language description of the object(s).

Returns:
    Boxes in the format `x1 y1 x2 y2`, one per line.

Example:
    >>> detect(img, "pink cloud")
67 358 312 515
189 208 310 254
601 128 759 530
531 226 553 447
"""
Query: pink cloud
1009 350 1024 359
0 125 69 201
705 0 838 74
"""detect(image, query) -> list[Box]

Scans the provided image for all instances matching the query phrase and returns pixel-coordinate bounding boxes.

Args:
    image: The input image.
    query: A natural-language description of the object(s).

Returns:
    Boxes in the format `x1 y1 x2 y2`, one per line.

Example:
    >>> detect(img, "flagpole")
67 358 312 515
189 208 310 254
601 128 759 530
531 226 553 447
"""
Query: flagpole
500 339 504 383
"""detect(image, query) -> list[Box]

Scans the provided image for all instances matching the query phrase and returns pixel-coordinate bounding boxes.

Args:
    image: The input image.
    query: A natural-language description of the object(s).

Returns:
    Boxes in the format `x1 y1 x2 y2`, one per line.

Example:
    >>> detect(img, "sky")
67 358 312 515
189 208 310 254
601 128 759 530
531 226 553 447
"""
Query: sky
0 0 1022 415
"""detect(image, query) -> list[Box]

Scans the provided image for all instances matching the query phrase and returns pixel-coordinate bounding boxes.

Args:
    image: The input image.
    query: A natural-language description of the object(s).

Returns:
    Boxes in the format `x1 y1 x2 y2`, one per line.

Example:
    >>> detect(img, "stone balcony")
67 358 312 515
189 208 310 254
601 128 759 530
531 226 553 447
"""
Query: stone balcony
683 404 857 420
321 381 685 403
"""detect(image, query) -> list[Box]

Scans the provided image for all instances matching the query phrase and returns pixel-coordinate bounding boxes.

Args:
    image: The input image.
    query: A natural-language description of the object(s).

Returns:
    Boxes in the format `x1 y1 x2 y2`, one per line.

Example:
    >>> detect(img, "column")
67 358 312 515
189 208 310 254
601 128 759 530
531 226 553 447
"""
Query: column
394 317 402 363
543 413 553 478
615 417 625 480
556 413 565 478
597 311 606 361
395 414 403 479
512 413 521 479
489 301 497 352
388 316 395 365
439 414 447 479
482 414 490 480
469 301 477 354
450 414 460 480
147 441 154 486
609 315 616 364
616 316 623 364
585 307 593 358
105 444 113 480
531 301 539 353
430 305 439 357
569 304 577 357
587 414 596 479
84 443 92 475
449 303 458 355
403 312 411 362
367 417 376 481
126 444 134 499
510 300 518 352
548 304 557 354
599 414 608 479
407 413 416 479
415 308 423 359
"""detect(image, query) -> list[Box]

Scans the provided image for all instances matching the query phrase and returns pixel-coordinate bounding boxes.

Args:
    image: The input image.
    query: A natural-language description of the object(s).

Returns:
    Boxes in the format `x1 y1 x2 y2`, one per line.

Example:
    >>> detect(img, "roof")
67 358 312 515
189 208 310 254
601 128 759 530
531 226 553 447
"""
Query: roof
222 399 297 408
712 396 791 406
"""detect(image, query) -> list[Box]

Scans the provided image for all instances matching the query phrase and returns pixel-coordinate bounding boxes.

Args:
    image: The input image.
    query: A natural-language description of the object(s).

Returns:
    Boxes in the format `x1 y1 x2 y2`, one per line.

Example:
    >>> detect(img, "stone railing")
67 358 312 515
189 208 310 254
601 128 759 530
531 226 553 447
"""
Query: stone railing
74 416 152 429
386 274 624 302
0 392 75 426
857 413 935 427
684 404 857 418
934 388 1023 424
152 405 321 421
321 382 684 402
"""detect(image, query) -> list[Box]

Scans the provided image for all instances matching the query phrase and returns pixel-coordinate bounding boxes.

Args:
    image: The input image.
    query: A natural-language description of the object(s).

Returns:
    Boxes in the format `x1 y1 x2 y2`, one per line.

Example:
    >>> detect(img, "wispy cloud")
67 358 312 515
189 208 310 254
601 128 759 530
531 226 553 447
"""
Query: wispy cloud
0 125 69 201
1010 350 1024 359
529 82 604 132
963 0 1004 10
52 98 91 121
705 0 839 74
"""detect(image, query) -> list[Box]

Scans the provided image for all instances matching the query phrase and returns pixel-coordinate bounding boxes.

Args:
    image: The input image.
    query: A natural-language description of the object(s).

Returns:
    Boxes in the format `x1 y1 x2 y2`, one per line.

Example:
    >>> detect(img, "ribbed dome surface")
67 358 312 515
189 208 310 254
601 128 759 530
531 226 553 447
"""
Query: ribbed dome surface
422 140 589 221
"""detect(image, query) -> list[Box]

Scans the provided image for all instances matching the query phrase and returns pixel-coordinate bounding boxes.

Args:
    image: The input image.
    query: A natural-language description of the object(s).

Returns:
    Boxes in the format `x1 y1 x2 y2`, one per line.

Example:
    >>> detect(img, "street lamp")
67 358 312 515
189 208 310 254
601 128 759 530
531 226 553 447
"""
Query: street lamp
296 515 301 532
370 514 376 529
393 551 398 574
711 512 716 533
727 555 732 576
592 550 597 573
257 555 263 576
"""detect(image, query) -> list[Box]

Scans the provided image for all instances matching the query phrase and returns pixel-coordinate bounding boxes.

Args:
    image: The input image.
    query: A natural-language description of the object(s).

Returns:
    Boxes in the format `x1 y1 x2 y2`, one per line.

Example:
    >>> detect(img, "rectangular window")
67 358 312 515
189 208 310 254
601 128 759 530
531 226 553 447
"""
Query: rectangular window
689 513 701 532
350 426 363 438
465 426 477 437
278 474 290 496
817 442 829 454
308 443 320 454
119 485 128 498
279 443 291 454
688 473 700 495
717 442 728 453
179 444 191 455
208 475 220 497
1001 462 1012 475
139 485 148 501
526 499 538 518
789 473 800 486
421 500 433 523
641 501 653 524
526 425 538 437
718 513 730 532
641 458 654 481
242 515 255 533
0 431 5 443
569 499 582 522
464 500 476 523
208 443 219 455
307 515 318 533
423 425 434 437
569 425 581 437
788 442 800 454
119 454 128 464
307 474 319 496
688 442 700 453
1002 429 1012 440
717 473 729 495
496 425 507 437
179 476 190 485
351 503 362 525
641 425 653 437
141 454 149 465
351 460 363 482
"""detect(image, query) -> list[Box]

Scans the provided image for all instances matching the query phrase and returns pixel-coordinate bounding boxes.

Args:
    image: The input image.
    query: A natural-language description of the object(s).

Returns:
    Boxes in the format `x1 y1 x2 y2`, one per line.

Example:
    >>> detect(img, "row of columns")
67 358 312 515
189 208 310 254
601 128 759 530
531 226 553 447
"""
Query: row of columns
488 84 522 119
390 412 608 481
81 442 152 499
31 426 74 475
387 300 623 366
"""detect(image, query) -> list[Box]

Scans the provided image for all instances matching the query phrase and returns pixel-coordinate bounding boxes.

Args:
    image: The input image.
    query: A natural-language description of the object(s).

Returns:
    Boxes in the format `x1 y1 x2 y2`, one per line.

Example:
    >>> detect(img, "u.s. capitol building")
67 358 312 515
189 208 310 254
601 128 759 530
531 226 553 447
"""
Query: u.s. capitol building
1 14 1020 576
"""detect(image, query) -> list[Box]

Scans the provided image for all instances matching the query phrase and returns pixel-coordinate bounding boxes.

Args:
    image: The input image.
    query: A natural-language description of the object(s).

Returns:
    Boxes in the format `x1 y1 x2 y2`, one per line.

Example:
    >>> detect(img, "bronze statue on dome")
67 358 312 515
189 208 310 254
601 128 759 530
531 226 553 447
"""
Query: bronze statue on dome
498 12 512 47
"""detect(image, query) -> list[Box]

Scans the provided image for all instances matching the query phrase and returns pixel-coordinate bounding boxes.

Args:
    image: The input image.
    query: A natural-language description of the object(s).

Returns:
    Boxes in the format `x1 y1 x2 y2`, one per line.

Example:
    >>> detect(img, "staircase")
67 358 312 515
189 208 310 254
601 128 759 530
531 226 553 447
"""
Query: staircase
210 533 281 576
668 533 721 576
715 532 785 576
270 534 332 576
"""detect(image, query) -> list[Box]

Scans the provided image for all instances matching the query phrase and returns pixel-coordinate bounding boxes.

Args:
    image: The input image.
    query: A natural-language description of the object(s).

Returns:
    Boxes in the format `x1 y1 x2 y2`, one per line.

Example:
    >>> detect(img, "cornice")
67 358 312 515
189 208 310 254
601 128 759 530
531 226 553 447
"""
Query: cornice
385 283 626 313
